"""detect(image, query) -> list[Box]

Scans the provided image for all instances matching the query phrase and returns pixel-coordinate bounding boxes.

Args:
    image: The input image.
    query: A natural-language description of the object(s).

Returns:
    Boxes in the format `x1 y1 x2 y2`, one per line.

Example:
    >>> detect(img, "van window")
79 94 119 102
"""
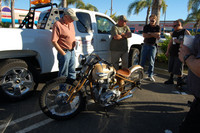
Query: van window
76 12 92 33
96 15 114 34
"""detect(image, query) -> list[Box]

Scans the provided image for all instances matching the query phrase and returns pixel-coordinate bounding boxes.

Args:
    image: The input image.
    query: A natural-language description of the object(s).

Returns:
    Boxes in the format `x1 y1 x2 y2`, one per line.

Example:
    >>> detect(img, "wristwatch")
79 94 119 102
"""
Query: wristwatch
184 53 193 63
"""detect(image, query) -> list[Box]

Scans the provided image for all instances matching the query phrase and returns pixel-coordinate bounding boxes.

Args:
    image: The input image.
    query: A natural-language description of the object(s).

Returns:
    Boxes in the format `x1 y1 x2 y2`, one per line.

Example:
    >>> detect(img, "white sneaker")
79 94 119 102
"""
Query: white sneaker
149 76 155 82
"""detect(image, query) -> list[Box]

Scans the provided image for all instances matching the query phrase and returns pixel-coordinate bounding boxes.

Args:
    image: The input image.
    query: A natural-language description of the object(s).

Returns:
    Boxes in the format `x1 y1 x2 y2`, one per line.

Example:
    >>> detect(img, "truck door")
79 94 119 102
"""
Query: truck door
94 15 115 62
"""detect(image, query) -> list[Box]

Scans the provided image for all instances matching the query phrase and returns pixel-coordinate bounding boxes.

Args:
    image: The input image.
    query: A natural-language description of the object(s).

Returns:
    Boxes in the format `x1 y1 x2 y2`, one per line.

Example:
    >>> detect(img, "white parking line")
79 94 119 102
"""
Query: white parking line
172 91 188 95
16 119 53 133
0 111 43 130
1 114 13 133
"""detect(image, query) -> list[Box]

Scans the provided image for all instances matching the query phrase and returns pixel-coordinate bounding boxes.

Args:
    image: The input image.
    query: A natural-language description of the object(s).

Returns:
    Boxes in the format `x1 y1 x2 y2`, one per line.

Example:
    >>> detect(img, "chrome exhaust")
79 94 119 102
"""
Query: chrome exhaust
116 87 138 103
116 94 133 103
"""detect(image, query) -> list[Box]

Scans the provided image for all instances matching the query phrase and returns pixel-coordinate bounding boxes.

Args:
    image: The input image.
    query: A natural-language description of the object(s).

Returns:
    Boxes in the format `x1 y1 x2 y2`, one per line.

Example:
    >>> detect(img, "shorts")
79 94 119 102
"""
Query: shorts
168 56 183 75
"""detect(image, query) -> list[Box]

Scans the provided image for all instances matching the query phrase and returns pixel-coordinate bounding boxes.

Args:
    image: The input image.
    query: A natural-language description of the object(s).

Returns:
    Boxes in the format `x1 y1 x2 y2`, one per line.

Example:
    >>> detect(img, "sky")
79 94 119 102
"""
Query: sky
3 0 190 21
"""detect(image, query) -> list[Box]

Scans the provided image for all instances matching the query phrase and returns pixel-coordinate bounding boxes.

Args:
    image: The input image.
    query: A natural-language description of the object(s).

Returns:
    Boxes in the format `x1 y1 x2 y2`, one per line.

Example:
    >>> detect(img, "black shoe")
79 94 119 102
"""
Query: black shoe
176 84 182 90
164 79 174 84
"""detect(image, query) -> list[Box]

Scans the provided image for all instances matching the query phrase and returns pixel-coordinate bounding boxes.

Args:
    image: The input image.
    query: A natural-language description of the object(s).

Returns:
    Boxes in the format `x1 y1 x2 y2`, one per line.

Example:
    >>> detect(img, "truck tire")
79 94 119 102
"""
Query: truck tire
129 48 140 67
0 59 36 100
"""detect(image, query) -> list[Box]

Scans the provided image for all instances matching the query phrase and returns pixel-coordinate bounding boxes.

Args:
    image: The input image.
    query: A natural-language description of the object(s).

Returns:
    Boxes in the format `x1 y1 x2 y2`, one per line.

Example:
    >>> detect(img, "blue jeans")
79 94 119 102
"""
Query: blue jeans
140 44 157 77
57 50 76 79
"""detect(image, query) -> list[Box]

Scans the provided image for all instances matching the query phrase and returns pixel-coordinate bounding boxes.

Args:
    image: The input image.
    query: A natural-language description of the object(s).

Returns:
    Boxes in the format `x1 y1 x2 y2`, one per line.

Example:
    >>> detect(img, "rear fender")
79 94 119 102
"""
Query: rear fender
129 65 144 73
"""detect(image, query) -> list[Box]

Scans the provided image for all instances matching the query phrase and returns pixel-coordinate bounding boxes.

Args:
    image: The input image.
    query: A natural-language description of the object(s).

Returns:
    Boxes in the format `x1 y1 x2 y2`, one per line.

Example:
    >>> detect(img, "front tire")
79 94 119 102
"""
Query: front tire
39 77 85 120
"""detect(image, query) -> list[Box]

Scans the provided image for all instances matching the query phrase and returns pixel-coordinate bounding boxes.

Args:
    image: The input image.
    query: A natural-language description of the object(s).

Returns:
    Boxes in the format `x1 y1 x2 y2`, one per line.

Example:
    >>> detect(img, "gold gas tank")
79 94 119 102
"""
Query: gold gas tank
92 63 116 80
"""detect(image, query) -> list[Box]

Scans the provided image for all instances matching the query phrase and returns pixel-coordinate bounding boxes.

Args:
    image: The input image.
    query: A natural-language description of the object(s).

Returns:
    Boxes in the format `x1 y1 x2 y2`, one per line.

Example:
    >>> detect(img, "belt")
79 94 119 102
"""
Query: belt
63 49 74 52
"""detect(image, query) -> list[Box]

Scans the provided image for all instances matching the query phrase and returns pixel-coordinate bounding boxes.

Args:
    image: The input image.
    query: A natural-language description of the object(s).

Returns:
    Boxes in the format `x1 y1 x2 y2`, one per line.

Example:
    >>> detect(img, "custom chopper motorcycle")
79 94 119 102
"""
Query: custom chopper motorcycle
39 54 144 120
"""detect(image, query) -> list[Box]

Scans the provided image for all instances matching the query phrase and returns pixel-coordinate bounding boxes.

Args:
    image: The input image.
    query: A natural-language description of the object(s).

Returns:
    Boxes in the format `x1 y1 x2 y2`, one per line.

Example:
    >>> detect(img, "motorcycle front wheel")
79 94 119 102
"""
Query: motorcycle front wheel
39 77 85 120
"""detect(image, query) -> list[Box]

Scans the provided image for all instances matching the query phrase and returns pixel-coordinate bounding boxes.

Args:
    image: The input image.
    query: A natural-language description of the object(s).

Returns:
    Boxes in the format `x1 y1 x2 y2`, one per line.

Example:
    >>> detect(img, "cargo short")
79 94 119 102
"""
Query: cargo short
168 56 183 75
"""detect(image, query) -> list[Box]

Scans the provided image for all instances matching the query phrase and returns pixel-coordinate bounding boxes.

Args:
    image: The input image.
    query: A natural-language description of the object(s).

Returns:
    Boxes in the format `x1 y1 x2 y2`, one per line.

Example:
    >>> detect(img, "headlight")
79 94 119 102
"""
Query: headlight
78 54 87 65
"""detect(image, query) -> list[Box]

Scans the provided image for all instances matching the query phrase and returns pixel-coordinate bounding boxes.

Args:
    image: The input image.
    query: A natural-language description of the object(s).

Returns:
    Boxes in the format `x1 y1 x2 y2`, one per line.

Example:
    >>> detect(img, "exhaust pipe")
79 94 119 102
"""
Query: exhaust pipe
116 94 133 103
116 88 138 103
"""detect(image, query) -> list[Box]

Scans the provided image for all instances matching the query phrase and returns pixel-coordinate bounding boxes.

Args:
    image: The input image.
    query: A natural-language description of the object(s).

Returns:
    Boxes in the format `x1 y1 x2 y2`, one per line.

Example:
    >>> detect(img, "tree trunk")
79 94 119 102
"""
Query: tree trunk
11 0 15 28
145 7 150 25
195 24 199 35
0 0 2 23
151 0 162 25
62 0 67 8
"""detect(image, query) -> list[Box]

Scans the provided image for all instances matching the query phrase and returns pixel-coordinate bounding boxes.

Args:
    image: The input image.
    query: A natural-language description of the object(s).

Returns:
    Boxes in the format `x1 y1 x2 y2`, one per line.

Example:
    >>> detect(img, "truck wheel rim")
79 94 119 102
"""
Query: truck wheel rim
132 52 139 65
1 68 34 97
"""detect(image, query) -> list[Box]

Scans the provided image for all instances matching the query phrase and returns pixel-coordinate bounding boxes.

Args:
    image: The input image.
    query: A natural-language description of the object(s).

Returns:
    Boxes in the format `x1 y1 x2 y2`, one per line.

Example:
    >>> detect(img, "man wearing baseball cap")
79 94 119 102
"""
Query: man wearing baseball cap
52 8 78 80
110 15 132 70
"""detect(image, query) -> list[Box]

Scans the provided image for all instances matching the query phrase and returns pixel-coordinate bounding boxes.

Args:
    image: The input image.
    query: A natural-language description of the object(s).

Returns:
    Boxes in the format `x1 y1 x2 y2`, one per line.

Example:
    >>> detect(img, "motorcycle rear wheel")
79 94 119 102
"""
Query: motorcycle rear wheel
129 68 144 88
130 68 143 81
39 77 85 120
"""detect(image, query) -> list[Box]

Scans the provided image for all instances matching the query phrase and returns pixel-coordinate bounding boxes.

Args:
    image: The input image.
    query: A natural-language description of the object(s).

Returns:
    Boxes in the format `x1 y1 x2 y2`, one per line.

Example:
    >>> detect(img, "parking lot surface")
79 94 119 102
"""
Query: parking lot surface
0 70 194 133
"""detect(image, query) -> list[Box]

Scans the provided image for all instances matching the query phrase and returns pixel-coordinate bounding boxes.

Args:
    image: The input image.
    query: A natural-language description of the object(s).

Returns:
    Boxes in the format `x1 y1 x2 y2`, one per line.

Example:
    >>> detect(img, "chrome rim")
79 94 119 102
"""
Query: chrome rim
130 70 143 81
132 51 140 65
1 68 34 97
45 83 80 116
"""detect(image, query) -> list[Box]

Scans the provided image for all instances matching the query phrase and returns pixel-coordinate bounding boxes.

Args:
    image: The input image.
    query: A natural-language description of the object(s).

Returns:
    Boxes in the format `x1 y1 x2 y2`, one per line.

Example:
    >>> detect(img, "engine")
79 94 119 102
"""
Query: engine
91 62 121 106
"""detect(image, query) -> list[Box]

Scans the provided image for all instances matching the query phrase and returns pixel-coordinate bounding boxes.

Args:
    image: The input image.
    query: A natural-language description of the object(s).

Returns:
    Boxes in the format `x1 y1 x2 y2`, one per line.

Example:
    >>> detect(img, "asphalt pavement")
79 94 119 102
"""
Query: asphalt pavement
0 68 194 133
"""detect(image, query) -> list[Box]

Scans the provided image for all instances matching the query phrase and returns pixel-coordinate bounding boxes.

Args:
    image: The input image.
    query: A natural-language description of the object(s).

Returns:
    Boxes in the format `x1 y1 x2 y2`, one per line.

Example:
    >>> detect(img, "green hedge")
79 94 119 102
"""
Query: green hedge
0 22 10 28
157 35 171 63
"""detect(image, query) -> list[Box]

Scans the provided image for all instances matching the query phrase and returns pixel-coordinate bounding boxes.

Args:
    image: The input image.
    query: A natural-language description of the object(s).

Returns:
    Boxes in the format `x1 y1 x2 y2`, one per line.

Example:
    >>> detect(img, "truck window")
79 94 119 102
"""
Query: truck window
37 10 63 29
76 12 92 33
96 15 114 34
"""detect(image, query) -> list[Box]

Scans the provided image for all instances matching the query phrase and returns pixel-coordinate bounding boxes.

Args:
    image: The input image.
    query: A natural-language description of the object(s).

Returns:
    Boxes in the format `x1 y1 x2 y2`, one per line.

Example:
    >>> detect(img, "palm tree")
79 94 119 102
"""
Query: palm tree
11 0 15 28
187 0 200 12
59 0 82 8
151 0 167 25
185 4 200 34
127 0 166 25
76 1 98 11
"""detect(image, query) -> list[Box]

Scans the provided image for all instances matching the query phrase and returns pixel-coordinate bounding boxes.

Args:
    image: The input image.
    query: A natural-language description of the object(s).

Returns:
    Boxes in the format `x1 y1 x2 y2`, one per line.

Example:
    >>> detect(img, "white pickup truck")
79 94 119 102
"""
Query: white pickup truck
0 3 144 100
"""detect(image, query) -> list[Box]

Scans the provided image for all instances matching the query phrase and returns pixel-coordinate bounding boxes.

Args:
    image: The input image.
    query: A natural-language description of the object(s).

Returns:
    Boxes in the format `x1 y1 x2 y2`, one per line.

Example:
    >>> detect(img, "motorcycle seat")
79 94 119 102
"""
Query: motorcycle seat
116 68 131 77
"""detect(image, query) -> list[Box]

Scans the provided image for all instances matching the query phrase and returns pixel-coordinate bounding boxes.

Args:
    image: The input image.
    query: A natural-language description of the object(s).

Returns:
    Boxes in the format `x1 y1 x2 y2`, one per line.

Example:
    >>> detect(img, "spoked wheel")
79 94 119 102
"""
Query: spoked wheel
39 77 85 120
129 68 144 88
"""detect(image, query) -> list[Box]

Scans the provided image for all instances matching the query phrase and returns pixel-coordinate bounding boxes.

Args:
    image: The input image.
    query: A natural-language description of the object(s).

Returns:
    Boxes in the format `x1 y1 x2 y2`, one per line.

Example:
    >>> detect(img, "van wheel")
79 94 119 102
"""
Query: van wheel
129 48 140 67
0 59 36 100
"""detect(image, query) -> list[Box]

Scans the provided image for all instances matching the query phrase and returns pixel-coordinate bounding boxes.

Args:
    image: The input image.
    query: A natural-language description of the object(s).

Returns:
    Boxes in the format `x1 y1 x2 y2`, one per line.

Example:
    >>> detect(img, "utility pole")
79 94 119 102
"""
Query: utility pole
110 0 113 16
163 9 166 33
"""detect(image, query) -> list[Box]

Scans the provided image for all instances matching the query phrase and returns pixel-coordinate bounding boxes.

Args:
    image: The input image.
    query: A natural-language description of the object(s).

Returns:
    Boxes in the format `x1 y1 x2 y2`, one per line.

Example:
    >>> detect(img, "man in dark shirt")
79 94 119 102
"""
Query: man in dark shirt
140 14 160 82
165 20 190 88
178 34 200 133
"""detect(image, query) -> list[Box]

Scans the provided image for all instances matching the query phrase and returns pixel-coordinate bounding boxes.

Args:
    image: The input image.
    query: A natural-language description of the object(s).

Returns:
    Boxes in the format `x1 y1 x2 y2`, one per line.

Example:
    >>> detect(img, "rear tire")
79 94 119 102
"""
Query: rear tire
39 77 85 120
129 68 144 89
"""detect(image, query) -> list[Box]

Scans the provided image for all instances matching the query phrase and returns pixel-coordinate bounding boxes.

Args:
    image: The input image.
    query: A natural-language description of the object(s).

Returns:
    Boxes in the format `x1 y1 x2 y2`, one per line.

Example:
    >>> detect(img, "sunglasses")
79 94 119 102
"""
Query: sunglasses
173 24 178 27
150 20 155 23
